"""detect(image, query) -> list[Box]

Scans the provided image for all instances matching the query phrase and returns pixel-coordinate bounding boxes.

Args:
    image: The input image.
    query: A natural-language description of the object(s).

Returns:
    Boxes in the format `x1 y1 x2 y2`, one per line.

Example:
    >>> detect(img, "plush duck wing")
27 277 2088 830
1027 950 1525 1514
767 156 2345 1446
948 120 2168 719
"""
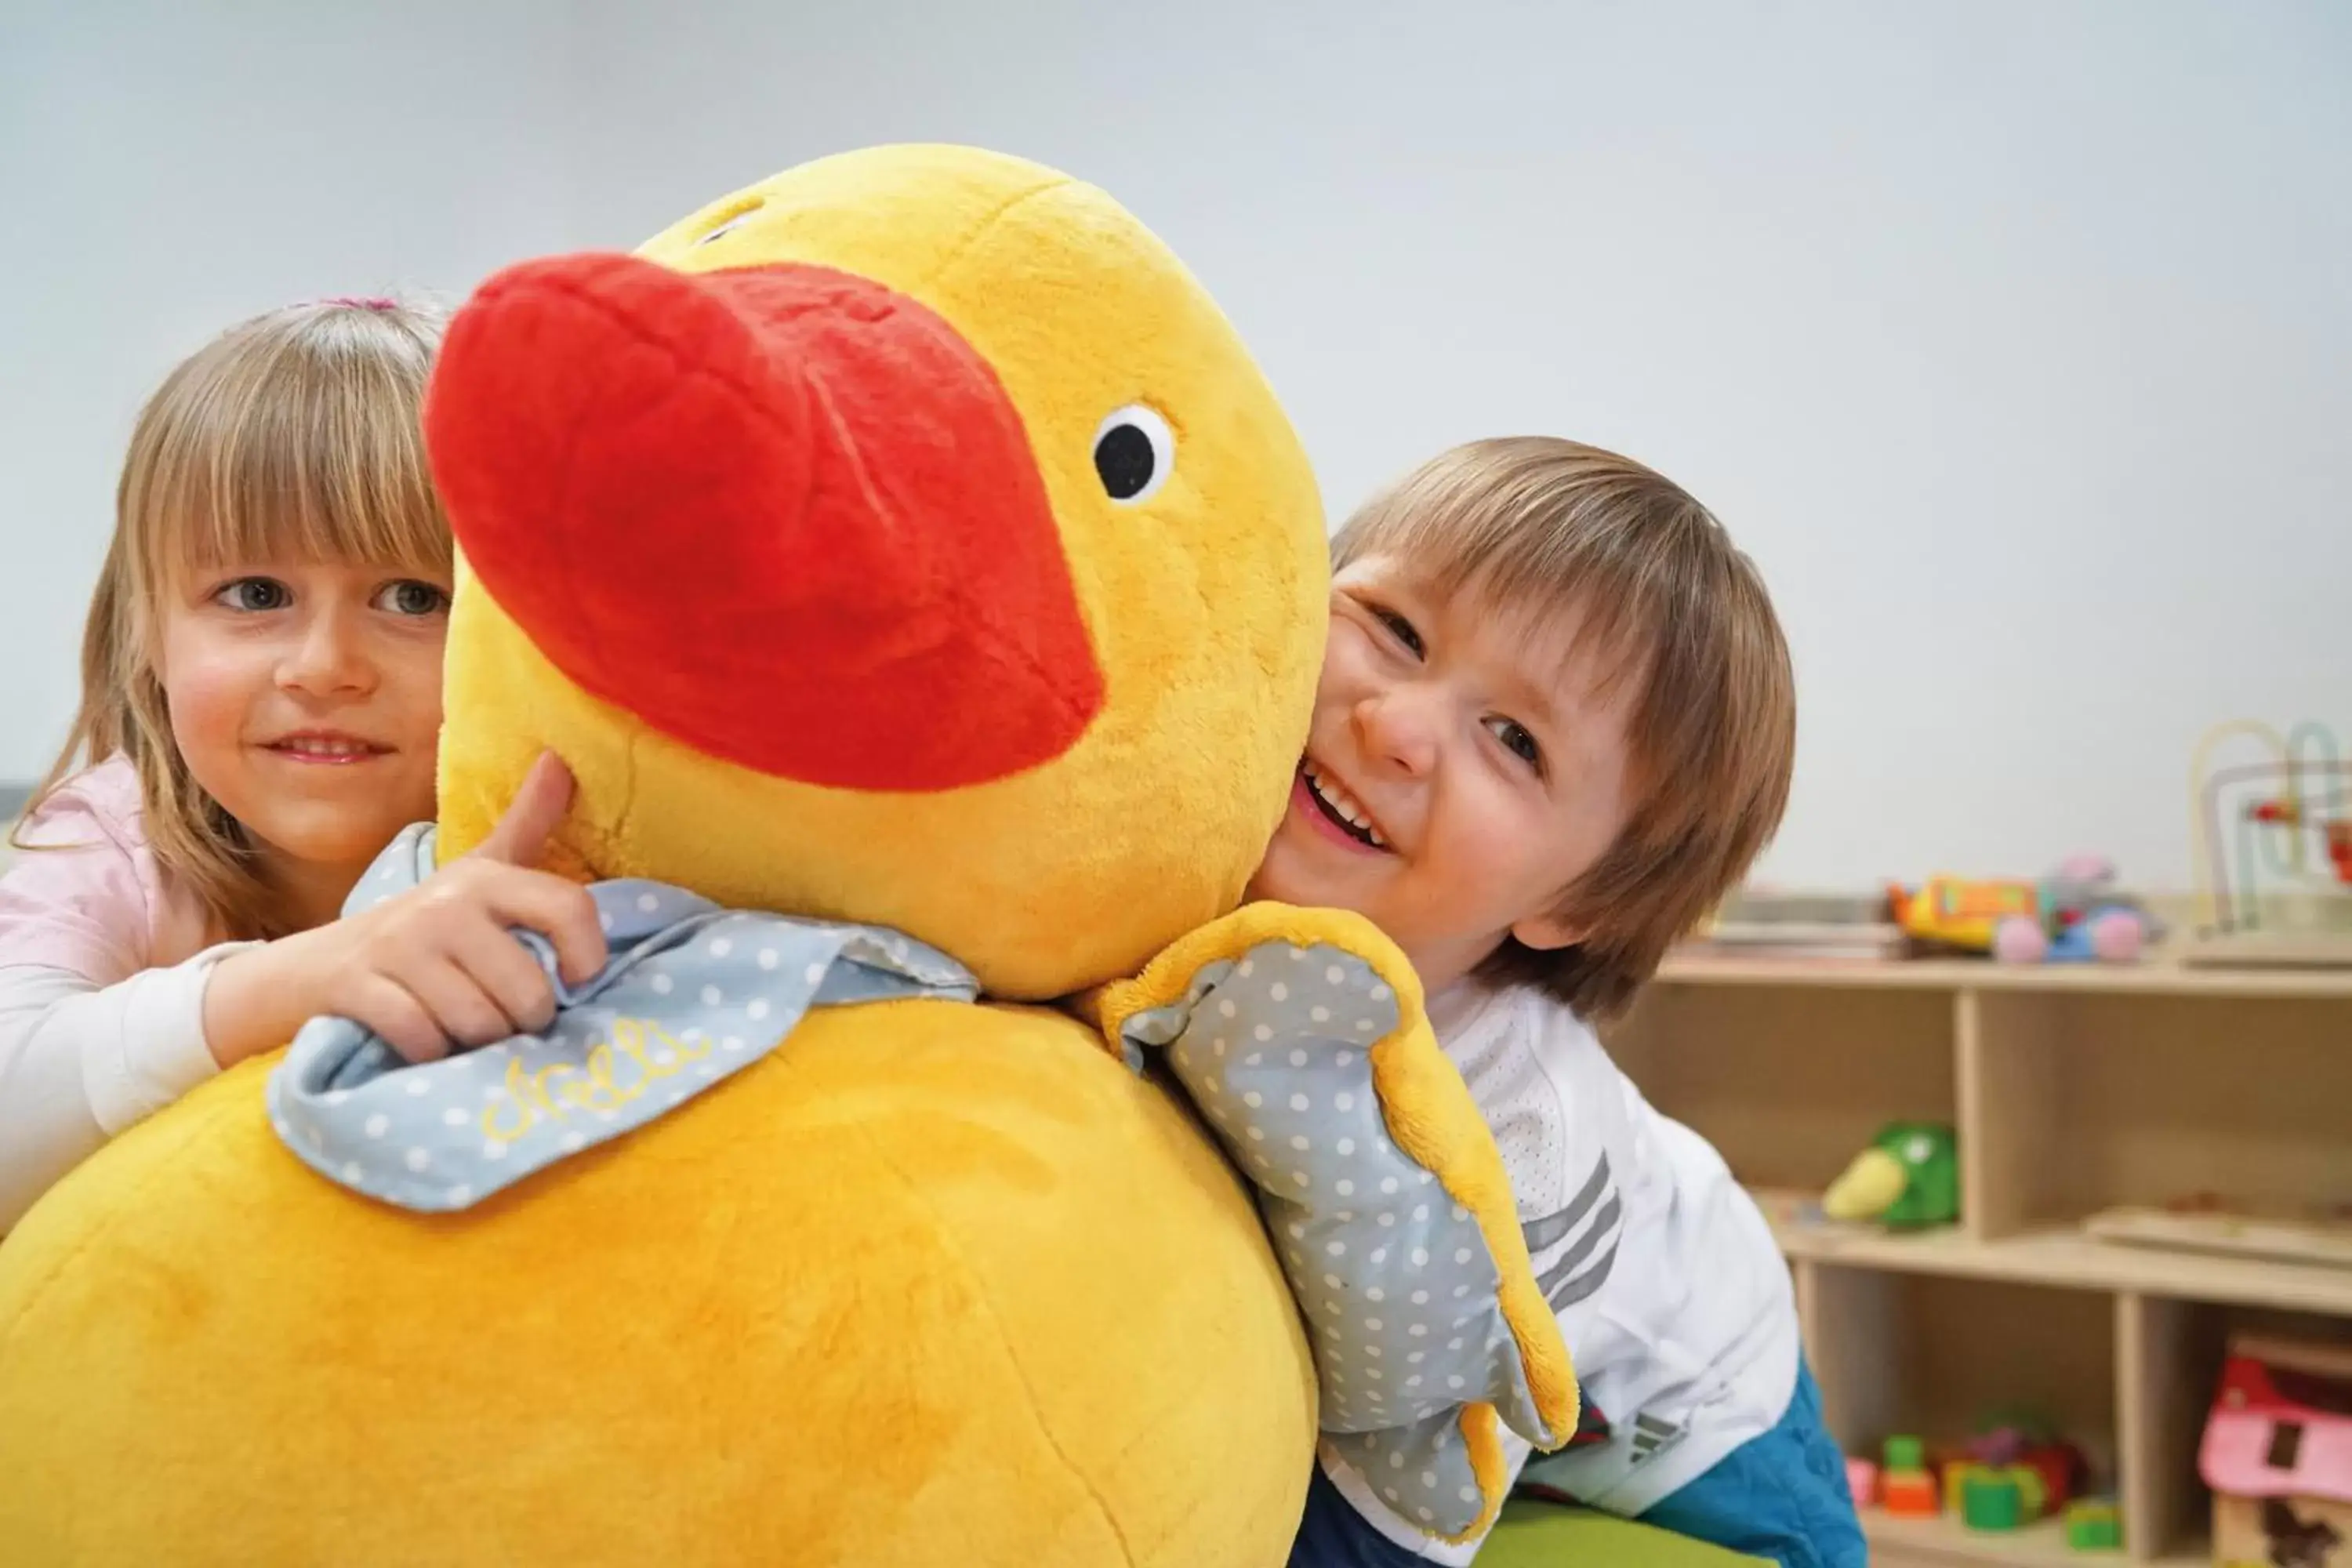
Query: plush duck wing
1096 904 1578 1543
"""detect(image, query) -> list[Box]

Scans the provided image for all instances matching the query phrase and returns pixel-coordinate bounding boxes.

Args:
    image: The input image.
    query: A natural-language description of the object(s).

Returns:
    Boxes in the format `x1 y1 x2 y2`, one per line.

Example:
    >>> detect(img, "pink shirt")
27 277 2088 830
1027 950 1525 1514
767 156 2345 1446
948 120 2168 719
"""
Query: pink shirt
1 755 218 978
0 757 246 1231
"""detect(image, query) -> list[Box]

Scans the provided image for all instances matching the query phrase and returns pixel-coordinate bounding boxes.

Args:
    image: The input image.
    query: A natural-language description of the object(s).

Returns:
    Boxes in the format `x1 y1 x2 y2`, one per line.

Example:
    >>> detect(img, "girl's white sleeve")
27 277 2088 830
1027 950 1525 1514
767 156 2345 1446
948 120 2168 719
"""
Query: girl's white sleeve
0 949 248 1231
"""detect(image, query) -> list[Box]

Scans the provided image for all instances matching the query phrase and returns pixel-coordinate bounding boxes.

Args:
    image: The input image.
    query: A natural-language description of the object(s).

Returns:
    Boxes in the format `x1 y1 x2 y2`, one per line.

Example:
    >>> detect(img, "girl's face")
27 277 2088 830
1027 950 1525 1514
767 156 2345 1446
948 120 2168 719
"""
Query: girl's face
157 560 451 890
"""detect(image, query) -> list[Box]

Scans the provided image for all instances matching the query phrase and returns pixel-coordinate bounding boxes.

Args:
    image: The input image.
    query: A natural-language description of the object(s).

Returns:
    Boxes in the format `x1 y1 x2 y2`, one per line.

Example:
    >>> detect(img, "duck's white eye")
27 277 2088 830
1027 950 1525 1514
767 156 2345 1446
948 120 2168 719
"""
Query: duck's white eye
1092 404 1174 504
695 206 760 247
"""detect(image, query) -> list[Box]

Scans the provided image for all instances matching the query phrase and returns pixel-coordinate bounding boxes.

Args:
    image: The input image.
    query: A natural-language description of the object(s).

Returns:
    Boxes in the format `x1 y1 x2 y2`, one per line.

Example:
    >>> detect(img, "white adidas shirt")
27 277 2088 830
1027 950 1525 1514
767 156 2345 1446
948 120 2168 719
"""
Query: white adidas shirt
1320 981 1801 1562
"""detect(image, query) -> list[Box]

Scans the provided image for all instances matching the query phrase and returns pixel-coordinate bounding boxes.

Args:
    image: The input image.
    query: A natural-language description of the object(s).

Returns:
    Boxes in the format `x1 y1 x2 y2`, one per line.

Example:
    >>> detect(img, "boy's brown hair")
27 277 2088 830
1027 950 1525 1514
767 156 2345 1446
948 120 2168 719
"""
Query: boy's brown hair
1333 436 1795 1018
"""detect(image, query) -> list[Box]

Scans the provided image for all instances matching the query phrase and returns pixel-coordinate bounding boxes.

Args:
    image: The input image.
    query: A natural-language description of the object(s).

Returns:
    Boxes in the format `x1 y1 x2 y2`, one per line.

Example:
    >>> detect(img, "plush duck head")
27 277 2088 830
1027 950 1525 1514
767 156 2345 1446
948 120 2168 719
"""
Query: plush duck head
429 143 1326 1000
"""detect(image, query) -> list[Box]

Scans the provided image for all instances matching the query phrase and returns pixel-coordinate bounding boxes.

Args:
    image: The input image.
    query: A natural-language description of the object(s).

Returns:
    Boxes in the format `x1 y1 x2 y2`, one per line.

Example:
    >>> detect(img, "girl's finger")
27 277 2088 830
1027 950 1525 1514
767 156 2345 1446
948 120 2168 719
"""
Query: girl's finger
470 751 576 868
396 956 519 1051
474 866 609 986
449 913 561 1036
345 973 451 1064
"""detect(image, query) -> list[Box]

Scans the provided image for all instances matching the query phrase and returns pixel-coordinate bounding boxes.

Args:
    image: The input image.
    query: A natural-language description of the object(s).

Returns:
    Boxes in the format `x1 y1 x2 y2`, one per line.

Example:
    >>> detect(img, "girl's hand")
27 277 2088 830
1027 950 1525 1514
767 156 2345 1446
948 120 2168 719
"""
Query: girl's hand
204 753 608 1066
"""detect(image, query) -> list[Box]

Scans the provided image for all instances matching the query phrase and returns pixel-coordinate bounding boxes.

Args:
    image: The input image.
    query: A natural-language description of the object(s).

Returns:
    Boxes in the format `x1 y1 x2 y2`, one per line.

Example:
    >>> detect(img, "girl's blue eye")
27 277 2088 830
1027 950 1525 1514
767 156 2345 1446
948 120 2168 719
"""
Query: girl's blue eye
376 579 451 617
1488 717 1542 768
216 578 290 612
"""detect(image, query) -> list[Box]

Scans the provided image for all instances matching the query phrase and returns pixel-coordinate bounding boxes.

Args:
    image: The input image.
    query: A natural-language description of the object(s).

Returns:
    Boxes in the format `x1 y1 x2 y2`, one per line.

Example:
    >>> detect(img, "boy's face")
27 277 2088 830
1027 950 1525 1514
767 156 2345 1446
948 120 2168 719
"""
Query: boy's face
1247 551 1637 995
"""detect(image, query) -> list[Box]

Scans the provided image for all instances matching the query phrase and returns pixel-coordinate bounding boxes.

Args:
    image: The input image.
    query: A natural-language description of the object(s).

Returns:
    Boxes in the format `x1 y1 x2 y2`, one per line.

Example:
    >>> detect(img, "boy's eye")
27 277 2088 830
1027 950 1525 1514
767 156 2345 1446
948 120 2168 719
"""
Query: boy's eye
375 579 452 617
1486 716 1543 769
1374 607 1425 658
215 577 290 612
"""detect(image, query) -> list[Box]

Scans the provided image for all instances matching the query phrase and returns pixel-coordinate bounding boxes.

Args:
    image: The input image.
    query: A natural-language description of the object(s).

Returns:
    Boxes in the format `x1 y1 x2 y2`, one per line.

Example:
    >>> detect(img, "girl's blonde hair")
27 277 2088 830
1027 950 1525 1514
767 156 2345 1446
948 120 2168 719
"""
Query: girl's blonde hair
15 297 452 941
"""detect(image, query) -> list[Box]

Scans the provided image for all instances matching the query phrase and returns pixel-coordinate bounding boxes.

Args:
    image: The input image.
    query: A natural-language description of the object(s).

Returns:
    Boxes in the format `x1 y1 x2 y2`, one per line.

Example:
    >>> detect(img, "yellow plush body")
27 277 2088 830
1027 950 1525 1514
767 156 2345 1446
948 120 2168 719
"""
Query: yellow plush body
0 1005 1311 1563
0 145 1570 1565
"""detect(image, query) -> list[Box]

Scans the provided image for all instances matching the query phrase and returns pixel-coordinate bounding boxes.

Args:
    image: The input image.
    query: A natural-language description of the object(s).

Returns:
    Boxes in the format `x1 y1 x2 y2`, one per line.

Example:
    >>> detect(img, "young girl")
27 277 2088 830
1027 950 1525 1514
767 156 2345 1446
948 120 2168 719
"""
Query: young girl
0 297 604 1232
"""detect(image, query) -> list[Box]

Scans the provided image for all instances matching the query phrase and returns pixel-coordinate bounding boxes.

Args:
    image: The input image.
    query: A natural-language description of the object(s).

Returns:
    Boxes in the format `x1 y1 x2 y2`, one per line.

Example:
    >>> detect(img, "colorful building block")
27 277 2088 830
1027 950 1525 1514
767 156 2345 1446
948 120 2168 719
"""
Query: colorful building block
1961 1468 2025 1531
1940 1457 1973 1514
1845 1457 1879 1508
1883 1468 1940 1518
2064 1497 2122 1551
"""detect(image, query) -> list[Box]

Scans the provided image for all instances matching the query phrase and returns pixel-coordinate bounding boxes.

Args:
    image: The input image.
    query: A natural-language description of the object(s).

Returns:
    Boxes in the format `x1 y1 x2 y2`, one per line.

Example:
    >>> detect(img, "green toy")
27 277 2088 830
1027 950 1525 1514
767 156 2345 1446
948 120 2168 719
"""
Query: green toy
2064 1497 2123 1551
1961 1468 2027 1530
1823 1121 1960 1229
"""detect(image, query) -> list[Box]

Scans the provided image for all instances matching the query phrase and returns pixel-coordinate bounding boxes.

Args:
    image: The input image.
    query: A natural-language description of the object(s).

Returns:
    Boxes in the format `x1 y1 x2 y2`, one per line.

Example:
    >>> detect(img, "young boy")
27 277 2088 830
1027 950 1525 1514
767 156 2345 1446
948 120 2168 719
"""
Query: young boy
1250 437 1863 1567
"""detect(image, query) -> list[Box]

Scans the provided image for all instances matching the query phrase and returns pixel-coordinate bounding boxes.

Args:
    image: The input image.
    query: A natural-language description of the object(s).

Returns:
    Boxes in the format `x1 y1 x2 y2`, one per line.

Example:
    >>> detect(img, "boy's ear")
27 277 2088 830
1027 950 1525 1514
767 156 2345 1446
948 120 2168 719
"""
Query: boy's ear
1509 911 1587 952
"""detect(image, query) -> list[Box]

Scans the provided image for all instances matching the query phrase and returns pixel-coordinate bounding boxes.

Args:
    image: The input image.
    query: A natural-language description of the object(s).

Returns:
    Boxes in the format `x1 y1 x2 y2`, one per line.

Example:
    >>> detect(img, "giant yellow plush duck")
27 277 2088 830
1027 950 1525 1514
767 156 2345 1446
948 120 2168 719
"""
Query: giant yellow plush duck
0 145 1572 1566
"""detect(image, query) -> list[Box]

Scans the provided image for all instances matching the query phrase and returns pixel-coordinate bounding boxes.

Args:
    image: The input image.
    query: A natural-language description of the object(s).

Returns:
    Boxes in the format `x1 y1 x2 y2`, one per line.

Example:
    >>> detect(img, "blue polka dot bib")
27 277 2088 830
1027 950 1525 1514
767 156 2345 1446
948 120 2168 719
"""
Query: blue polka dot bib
267 824 977 1213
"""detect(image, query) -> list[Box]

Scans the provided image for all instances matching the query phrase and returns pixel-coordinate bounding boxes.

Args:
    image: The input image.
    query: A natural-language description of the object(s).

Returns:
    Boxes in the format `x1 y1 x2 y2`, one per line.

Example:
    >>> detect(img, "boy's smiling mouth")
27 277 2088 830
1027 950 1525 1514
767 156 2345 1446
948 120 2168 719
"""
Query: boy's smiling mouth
1298 759 1390 850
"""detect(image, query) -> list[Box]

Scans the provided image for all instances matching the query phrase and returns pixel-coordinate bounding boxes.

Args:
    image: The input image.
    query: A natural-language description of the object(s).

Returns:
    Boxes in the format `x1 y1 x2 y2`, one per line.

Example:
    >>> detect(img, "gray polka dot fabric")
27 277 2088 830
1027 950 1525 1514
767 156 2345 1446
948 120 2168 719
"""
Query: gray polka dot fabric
1119 938 1559 1539
267 824 978 1212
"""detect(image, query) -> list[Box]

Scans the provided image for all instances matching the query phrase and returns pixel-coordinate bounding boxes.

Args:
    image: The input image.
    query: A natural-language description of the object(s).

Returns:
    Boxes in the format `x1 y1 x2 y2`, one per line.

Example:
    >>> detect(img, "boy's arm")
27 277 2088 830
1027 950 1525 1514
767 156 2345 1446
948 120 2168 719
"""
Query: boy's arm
1097 902 1580 1545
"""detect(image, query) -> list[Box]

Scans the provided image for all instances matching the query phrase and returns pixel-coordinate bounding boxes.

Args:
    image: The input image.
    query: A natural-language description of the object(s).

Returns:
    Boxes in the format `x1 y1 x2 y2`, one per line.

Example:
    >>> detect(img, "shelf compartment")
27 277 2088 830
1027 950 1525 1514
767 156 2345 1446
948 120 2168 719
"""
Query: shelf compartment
1803 1267 2129 1563
2119 1295 2352 1567
1802 1265 2118 1475
1606 983 1954 1195
2012 993 2351 1230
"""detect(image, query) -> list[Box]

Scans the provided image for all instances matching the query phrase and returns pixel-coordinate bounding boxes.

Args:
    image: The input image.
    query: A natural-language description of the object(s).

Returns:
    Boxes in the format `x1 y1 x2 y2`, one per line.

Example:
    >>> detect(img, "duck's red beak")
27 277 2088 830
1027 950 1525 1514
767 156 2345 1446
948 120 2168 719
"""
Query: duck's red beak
423 253 1103 793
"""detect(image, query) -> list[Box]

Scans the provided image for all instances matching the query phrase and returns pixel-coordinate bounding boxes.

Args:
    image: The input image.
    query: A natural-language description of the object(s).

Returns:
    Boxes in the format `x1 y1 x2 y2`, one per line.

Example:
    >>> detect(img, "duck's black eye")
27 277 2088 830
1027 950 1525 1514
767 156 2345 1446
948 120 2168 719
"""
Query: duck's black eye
1092 404 1174 504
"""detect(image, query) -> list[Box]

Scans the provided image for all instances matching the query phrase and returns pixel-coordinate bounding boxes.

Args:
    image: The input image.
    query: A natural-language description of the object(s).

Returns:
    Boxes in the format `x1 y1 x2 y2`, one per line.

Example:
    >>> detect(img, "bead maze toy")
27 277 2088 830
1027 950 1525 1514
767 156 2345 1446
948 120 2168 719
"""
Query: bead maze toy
2187 719 2352 968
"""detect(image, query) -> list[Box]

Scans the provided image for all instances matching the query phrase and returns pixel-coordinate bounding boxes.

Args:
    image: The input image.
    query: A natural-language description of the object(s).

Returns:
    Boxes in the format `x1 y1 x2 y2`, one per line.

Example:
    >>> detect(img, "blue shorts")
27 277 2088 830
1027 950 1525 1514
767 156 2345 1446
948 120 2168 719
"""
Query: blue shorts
1290 1361 1866 1568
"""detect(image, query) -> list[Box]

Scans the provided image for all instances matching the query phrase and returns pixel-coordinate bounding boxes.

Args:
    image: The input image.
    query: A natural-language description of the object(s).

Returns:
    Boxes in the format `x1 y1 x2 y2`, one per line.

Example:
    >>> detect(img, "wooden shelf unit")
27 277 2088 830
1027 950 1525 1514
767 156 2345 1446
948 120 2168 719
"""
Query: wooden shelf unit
1606 955 2352 1568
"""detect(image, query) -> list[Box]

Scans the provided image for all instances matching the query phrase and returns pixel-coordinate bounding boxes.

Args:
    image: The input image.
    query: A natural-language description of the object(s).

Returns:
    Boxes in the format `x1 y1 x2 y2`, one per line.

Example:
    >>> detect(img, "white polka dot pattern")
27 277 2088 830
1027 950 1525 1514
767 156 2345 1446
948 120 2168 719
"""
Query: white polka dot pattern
1120 937 1555 1538
267 824 979 1213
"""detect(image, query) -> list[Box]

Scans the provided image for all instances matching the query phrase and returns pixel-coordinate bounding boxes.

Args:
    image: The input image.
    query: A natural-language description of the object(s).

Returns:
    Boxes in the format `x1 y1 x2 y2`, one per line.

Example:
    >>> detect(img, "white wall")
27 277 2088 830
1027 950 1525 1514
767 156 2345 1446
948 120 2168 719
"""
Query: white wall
5 0 2348 891
0 0 576 784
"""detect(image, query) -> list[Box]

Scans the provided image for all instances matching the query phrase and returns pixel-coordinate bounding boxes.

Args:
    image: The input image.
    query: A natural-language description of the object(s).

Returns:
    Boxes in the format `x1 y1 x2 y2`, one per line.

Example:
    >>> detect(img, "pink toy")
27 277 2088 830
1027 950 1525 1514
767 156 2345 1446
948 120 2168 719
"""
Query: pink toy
1992 917 2049 964
1846 1456 1881 1508
2201 1335 2352 1566
1987 855 2154 965
2089 908 2146 962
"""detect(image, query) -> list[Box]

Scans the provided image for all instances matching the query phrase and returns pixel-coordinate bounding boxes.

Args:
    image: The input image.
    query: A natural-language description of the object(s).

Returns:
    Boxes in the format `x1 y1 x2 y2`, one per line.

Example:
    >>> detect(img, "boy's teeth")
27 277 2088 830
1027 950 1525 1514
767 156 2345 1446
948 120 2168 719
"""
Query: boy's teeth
1305 764 1387 848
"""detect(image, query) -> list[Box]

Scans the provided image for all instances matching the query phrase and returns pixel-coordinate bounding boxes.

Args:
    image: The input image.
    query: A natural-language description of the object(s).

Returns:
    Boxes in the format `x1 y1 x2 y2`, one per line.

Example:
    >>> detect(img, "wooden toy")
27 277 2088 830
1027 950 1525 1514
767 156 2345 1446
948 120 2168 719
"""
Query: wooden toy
1961 1467 2027 1530
1882 1436 1941 1518
1964 1413 2085 1515
2201 1335 2352 1566
1940 1455 1973 1515
1887 859 2153 964
1886 874 2042 953
1883 1469 1940 1517
1823 1122 1959 1229
1844 1456 1878 1508
2063 1497 2122 1551
2085 1190 2352 1272
2186 718 2352 969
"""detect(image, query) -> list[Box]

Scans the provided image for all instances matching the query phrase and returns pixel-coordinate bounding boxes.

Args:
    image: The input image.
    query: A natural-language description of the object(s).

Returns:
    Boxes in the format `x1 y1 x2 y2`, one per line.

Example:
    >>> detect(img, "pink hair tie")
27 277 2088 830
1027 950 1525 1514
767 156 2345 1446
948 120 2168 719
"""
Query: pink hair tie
319 295 399 310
